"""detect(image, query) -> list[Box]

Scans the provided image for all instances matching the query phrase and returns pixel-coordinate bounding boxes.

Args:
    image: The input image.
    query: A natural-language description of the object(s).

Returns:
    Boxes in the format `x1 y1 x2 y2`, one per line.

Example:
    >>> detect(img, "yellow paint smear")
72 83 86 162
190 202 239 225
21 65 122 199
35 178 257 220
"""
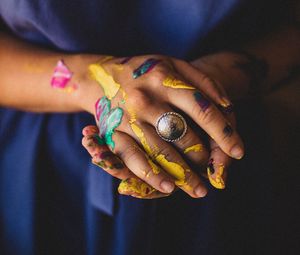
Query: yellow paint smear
127 108 137 124
147 159 160 175
118 178 156 197
128 108 189 184
163 76 195 90
184 144 203 154
113 64 124 71
89 64 121 99
130 123 154 156
155 154 189 187
207 164 225 189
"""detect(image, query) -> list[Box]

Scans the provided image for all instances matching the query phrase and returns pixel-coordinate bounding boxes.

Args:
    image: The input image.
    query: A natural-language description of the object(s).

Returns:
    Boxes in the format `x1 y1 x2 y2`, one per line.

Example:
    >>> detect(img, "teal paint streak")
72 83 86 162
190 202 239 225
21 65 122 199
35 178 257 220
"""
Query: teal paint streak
96 96 124 150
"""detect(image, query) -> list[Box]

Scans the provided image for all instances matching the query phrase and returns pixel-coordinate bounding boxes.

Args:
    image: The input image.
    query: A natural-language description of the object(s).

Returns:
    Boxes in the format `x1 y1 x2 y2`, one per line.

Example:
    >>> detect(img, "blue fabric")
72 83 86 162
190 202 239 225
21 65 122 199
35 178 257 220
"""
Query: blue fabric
0 0 240 57
0 0 282 254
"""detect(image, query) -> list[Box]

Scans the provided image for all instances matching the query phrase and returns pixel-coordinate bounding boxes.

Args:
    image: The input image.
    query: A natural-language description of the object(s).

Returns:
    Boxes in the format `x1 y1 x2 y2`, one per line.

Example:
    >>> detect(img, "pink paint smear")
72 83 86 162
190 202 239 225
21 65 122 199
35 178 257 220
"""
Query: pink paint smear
51 60 73 89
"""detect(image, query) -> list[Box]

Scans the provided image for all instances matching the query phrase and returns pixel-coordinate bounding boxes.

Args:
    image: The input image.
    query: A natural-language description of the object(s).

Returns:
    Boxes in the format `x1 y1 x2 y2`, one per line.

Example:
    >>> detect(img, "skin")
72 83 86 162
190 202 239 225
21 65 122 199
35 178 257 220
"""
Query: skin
1 25 299 198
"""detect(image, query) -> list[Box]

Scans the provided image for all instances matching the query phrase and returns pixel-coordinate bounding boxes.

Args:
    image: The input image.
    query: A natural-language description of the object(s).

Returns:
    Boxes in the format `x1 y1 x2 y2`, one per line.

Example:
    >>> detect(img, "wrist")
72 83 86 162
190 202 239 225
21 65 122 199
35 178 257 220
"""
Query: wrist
70 54 105 114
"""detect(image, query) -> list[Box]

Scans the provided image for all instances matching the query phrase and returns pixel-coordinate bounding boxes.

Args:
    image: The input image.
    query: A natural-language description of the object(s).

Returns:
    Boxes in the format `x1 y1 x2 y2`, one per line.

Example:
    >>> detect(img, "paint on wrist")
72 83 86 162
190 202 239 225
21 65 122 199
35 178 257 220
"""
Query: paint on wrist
51 60 78 93
95 96 123 150
207 159 225 189
132 58 161 79
193 91 211 112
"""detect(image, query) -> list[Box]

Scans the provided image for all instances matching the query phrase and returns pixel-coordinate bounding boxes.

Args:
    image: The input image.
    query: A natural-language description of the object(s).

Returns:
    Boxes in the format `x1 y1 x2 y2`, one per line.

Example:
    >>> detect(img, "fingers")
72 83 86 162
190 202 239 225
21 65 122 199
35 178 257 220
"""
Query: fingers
170 60 244 159
82 125 99 136
112 130 176 194
206 139 232 189
173 59 235 114
118 178 172 199
128 122 207 198
82 127 133 180
134 102 209 169
166 87 244 160
82 125 169 199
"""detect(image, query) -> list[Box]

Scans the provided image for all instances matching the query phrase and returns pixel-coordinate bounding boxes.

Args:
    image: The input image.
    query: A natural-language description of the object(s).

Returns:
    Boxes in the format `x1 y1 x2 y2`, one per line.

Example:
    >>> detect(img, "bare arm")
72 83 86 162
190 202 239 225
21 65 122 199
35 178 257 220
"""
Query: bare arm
0 32 102 113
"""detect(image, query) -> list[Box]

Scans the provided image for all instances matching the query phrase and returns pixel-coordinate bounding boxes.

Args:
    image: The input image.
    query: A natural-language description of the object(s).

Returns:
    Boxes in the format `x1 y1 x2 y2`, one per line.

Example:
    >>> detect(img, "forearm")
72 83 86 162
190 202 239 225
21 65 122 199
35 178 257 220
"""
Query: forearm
0 32 103 113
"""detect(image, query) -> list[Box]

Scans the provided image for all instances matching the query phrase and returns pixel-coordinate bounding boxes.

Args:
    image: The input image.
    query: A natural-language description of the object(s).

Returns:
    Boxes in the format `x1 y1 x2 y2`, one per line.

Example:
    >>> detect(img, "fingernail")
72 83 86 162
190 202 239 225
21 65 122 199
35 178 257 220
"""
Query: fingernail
230 145 244 159
217 97 234 114
161 180 175 193
195 185 207 197
220 97 230 106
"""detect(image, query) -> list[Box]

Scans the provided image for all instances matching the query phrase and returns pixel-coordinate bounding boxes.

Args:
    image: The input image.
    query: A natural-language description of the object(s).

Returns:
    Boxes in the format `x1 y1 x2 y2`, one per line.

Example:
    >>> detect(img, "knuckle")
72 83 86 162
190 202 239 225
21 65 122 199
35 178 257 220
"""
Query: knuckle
154 146 172 160
201 108 217 126
109 170 125 179
128 88 153 109
177 132 196 148
147 67 167 85
81 137 87 146
201 75 216 87
184 171 196 187
119 144 141 162
193 103 216 126
81 136 92 147
220 133 235 149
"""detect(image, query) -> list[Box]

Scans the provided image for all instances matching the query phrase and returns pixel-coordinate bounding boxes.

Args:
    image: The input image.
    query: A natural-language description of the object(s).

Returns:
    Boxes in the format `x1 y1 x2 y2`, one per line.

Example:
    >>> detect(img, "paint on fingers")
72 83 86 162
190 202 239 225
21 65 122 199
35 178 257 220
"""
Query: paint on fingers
223 124 233 137
207 159 225 189
162 76 195 90
193 91 211 112
147 158 161 175
118 178 156 198
184 144 203 154
93 151 125 170
128 108 191 186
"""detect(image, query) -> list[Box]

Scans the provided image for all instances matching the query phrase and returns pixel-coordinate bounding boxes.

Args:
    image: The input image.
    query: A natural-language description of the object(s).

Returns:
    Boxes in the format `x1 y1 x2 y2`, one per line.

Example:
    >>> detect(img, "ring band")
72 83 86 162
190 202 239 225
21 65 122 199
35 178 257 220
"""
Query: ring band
155 112 187 142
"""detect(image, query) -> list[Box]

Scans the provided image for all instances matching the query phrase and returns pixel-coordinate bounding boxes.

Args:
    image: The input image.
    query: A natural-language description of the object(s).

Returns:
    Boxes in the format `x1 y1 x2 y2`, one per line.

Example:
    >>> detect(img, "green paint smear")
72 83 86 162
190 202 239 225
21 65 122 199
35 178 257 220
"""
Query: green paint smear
104 107 123 150
97 96 124 150
93 134 105 145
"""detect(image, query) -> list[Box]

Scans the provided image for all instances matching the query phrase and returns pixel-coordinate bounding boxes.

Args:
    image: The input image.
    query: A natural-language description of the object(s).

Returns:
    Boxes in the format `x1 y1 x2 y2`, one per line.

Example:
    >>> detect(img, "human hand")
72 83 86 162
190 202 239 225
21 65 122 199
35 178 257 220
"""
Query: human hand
190 51 261 188
82 125 170 199
80 55 245 198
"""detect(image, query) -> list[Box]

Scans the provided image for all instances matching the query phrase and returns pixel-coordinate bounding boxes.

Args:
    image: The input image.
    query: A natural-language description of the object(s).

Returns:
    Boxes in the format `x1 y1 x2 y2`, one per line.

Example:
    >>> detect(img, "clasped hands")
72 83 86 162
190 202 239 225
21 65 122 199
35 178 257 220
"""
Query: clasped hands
81 54 245 199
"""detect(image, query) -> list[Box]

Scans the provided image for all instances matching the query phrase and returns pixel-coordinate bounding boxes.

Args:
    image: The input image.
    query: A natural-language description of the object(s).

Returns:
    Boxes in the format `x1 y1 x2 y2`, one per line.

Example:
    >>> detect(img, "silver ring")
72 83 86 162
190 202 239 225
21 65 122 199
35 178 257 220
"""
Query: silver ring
155 112 187 142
